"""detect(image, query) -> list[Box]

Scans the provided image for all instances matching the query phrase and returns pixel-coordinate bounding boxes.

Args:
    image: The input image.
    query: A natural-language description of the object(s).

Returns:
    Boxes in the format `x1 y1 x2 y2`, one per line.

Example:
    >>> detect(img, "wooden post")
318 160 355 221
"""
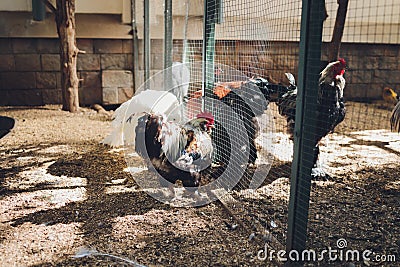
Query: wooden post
42 0 81 112
328 0 349 61
55 0 80 112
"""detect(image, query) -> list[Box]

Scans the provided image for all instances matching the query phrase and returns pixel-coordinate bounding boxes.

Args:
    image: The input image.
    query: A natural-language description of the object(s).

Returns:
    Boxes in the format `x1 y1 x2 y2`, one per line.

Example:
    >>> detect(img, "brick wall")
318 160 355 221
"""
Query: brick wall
177 40 400 100
335 43 400 100
0 38 399 107
0 38 135 106
209 41 400 100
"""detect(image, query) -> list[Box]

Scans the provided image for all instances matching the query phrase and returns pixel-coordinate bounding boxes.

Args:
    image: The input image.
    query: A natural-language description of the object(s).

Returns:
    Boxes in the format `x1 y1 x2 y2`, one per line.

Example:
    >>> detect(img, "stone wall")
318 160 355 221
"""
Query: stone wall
208 41 400 100
335 43 400 100
0 38 399 107
0 38 137 106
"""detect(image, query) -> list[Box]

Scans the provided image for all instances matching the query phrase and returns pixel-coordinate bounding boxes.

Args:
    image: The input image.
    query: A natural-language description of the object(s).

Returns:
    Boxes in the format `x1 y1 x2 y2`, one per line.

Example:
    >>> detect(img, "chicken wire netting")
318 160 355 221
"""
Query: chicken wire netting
130 0 400 263
303 0 400 262
322 0 400 134
163 0 303 248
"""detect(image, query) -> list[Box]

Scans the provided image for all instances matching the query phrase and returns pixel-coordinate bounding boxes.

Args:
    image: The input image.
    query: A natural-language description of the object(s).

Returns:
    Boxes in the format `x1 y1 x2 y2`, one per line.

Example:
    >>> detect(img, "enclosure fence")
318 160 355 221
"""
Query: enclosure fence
136 0 400 263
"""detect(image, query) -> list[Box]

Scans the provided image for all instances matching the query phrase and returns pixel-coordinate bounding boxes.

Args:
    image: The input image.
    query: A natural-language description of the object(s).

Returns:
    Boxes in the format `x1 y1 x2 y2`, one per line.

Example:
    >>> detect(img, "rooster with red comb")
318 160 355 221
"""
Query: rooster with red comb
253 58 347 178
278 58 347 178
310 58 347 177
134 111 215 199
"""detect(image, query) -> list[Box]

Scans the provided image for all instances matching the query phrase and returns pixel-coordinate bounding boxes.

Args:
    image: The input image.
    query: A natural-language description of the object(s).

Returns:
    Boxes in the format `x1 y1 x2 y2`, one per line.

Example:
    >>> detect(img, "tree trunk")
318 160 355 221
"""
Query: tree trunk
55 0 79 112
328 0 349 61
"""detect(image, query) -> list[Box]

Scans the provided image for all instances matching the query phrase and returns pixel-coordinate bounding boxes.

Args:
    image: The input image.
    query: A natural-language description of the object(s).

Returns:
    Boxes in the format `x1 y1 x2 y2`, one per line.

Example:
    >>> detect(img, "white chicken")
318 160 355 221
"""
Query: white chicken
101 90 182 147
102 62 190 147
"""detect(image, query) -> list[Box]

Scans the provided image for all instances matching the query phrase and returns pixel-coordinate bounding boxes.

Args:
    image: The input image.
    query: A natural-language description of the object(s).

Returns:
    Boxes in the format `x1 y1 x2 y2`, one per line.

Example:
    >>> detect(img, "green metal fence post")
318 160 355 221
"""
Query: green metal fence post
286 0 325 264
164 0 173 91
144 0 150 84
32 0 46 21
202 0 223 111
202 0 217 107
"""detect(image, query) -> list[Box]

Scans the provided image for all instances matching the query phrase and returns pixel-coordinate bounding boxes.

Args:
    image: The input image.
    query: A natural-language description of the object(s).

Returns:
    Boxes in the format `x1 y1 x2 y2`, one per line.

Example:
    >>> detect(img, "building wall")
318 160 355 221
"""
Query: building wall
0 38 131 106
0 37 399 106
0 0 132 23
183 41 400 100
332 43 400 100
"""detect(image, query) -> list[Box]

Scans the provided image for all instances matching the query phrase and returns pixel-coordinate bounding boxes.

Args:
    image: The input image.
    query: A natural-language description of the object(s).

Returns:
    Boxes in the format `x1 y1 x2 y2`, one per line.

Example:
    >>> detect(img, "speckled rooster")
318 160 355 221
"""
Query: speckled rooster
134 111 215 198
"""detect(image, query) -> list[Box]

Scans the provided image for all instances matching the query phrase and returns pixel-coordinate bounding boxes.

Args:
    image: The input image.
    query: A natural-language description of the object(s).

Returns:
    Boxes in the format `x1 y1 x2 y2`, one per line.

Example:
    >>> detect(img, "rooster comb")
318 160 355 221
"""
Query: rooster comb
196 111 214 123
338 58 346 66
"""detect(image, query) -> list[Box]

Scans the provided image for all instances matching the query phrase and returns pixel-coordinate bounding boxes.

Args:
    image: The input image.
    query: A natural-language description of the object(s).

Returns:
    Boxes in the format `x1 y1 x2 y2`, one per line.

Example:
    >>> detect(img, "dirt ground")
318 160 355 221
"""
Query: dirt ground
0 104 399 267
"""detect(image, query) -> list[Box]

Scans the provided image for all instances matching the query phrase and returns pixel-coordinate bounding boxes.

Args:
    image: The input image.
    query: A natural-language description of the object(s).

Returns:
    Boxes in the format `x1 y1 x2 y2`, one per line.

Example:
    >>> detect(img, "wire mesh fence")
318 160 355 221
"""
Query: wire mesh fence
323 0 400 134
134 0 400 264
306 0 400 263
159 0 305 250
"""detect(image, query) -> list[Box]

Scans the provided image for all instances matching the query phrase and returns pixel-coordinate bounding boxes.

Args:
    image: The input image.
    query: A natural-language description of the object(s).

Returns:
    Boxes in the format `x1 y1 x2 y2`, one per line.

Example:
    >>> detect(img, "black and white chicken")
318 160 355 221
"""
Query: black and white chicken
202 59 346 179
134 112 214 198
258 58 347 178
383 87 400 132
390 98 400 133
101 81 214 199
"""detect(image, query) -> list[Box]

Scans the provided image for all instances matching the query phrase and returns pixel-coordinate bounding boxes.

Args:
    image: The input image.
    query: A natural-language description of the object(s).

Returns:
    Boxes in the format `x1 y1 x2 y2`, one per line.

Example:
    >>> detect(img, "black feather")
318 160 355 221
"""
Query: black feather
0 116 15 139
134 114 209 191
390 100 400 132
213 89 259 165
272 72 346 171
316 82 346 141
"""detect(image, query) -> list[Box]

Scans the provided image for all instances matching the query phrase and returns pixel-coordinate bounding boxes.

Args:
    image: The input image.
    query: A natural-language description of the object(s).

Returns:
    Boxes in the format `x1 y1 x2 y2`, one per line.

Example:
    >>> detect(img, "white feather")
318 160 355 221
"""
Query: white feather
196 131 213 157
336 75 346 98
161 120 214 171
319 61 338 84
101 90 182 147
170 62 190 104
160 121 186 162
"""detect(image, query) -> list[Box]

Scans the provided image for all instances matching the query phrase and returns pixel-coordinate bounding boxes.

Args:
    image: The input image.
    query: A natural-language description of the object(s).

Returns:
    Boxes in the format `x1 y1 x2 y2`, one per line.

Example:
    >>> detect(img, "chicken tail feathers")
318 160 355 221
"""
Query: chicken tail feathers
101 90 182 147
391 101 400 132
101 99 134 147
0 116 15 139
161 122 186 162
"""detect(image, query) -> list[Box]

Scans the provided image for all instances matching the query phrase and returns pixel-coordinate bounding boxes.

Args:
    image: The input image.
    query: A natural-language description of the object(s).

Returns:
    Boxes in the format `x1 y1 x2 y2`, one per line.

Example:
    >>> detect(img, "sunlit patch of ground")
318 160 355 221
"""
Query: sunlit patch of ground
0 222 83 267
0 104 399 266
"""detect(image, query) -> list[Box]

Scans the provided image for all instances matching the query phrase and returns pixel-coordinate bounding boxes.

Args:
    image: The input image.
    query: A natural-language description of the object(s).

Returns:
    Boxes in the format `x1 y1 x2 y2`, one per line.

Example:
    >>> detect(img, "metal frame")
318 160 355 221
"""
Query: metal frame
202 0 223 110
201 0 325 259
182 0 191 64
131 0 140 91
164 0 173 91
164 0 173 70
144 0 150 83
202 0 217 101
286 0 325 260
32 0 46 21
